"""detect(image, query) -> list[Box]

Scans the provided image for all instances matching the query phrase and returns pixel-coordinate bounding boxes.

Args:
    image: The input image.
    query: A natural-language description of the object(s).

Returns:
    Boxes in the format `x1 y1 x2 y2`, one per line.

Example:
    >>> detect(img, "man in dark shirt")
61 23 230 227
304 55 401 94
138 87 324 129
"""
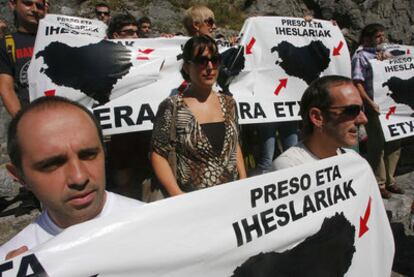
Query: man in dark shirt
0 0 46 117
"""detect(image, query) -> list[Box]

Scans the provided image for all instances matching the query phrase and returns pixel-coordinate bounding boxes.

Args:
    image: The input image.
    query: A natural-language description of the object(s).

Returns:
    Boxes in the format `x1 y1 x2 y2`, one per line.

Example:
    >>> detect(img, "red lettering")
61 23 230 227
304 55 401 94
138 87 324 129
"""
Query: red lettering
23 48 30 58
15 47 34 59
16 49 22 59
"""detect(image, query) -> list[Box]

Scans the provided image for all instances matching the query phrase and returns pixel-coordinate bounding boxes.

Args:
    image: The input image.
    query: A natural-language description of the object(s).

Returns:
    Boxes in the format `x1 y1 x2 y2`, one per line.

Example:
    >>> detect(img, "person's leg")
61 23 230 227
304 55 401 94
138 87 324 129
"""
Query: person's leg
255 122 277 173
365 110 388 197
384 140 403 193
277 121 299 151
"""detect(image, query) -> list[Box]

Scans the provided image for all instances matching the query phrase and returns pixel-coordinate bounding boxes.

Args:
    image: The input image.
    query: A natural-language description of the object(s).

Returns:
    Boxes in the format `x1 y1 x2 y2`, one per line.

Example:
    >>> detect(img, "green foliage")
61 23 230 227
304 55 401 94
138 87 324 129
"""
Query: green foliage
208 0 246 30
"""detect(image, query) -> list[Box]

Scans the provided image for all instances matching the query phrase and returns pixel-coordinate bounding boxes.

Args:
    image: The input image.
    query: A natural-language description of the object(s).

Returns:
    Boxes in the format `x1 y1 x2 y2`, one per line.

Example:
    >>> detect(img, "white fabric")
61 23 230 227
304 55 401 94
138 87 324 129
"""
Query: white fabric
0 154 394 277
272 141 351 170
0 191 143 260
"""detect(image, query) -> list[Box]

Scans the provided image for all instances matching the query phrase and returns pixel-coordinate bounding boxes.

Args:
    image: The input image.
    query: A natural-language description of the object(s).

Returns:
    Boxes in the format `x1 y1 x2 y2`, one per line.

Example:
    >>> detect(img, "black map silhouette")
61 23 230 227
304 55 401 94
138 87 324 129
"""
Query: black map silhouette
271 40 331 84
389 49 406 56
383 76 414 110
217 46 245 94
231 213 355 277
36 40 132 105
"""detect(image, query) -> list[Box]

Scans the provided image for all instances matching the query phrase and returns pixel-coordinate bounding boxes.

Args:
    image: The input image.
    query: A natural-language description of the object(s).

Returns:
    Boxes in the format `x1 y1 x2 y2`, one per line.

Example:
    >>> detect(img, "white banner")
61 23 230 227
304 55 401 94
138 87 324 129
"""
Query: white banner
371 46 414 141
0 153 393 276
29 15 351 135
231 16 351 124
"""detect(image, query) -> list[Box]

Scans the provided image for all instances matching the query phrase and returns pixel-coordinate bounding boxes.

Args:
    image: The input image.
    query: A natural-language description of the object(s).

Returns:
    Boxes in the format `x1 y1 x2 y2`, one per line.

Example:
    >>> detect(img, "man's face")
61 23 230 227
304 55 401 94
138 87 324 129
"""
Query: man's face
373 31 386 46
139 22 151 37
95 5 110 24
14 106 106 228
322 83 368 148
10 0 46 32
114 24 138 39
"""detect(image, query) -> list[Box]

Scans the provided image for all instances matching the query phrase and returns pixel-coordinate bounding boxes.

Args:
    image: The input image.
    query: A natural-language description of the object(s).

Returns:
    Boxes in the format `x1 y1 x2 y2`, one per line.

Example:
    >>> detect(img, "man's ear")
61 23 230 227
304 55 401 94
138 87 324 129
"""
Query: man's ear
6 163 29 189
309 107 325 129
112 32 120 39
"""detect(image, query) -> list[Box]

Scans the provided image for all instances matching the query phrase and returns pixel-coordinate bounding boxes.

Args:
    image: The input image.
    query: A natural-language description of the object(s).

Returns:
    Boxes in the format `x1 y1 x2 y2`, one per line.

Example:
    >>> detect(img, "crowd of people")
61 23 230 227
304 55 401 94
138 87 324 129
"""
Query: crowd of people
0 0 413 271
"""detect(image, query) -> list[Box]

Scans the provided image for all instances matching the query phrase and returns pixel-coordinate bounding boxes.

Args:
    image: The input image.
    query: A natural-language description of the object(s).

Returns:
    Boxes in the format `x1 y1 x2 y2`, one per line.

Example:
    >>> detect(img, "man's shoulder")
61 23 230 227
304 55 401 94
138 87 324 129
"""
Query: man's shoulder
103 191 144 216
352 47 376 61
273 142 317 170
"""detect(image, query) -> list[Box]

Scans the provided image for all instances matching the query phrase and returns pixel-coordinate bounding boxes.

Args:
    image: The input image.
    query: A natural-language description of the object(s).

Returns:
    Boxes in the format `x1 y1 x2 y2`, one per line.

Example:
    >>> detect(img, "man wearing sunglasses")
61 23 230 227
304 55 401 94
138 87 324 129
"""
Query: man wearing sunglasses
273 75 368 170
352 24 403 199
0 0 46 117
95 2 111 25
107 13 138 39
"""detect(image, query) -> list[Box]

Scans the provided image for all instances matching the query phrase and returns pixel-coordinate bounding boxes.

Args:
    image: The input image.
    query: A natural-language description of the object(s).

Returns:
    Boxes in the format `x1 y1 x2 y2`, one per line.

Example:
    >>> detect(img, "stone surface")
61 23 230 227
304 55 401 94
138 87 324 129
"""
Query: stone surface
2 0 413 49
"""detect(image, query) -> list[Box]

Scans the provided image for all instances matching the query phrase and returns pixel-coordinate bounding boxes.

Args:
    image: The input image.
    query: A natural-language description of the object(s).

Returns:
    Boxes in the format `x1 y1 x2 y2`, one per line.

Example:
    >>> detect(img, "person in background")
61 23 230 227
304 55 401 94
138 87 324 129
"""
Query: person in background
0 0 47 117
352 23 403 199
106 13 152 199
273 75 367 170
151 35 246 196
137 16 151 38
0 96 143 261
107 13 138 39
95 2 111 25
183 5 216 38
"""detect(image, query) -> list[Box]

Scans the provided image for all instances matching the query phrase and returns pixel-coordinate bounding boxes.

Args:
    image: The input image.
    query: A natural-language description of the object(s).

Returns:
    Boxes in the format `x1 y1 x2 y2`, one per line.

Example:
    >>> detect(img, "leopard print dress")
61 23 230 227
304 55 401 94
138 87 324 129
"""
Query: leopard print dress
151 92 240 192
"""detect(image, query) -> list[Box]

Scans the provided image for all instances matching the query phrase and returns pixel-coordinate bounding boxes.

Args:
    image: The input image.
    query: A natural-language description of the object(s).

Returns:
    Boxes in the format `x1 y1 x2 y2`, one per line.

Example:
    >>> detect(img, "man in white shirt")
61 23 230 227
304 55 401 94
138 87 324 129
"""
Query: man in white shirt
0 96 143 260
273 75 368 170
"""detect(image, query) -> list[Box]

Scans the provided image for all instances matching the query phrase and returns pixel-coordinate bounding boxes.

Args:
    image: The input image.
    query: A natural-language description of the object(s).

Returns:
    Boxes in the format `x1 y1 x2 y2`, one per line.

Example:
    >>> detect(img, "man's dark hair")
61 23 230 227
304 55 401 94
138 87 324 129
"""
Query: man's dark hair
107 13 137 38
95 2 110 11
7 96 104 172
180 35 219 81
300 75 353 138
358 23 385 45
137 16 151 27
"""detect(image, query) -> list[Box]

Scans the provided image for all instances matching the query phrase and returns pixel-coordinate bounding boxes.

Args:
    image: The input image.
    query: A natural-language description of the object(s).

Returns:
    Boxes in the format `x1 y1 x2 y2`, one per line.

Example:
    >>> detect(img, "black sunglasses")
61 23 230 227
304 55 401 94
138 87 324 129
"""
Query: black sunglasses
204 17 215 27
22 0 45 10
327 104 364 118
95 10 110 16
189 54 221 68
119 29 138 36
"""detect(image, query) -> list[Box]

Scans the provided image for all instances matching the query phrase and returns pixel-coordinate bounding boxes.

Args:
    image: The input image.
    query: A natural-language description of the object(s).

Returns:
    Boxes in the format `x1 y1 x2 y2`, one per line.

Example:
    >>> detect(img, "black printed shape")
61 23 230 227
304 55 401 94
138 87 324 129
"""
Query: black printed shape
231 212 355 277
383 76 414 110
271 40 331 84
36 40 132 105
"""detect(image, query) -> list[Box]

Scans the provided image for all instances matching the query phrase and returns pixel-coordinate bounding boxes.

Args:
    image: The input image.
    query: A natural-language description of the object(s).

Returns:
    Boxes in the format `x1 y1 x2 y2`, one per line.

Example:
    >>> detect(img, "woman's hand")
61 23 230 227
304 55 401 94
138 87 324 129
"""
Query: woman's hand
150 152 184 196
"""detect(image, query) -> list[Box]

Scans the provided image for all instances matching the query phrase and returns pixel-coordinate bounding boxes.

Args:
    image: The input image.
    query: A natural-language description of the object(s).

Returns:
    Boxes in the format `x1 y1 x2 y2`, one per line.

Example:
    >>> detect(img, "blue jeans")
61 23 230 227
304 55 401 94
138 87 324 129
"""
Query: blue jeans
256 121 298 172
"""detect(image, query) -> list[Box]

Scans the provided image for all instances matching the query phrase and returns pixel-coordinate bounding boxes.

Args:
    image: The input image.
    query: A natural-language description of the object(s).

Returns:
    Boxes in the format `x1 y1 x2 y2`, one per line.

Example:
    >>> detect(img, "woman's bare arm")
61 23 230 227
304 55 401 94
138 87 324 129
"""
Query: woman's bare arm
150 151 184 196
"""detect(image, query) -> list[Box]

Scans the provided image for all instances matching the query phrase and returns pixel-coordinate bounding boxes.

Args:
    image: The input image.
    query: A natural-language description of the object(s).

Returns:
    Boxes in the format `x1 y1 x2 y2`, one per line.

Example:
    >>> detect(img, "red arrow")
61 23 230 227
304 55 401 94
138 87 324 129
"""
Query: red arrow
246 37 256 55
274 79 288 96
44 89 55 96
385 106 396 120
139 48 154 55
359 197 372 238
333 41 344 56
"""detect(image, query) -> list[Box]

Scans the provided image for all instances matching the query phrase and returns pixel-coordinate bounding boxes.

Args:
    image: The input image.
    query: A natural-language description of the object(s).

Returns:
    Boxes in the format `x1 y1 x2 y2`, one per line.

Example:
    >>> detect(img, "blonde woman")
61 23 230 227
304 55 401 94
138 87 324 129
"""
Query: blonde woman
183 5 217 37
